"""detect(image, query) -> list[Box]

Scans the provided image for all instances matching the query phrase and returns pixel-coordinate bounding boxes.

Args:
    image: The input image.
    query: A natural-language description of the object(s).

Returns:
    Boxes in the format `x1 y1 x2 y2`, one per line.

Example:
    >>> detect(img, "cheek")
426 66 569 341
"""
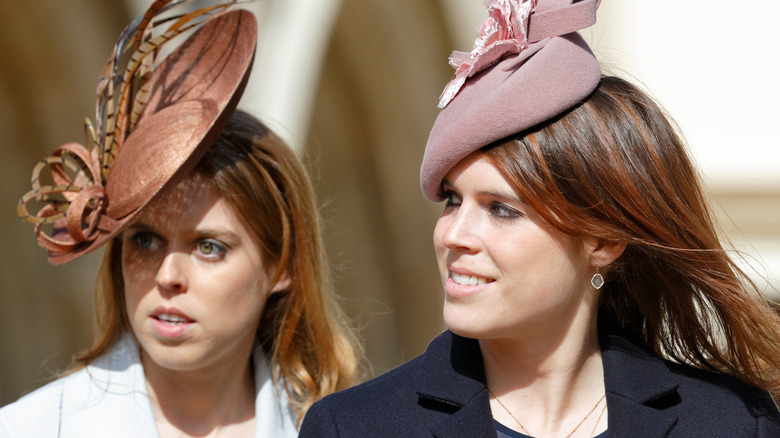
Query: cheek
121 247 160 312
432 218 449 255
432 222 449 277
510 238 587 296
212 264 270 312
216 283 268 335
542 235 589 281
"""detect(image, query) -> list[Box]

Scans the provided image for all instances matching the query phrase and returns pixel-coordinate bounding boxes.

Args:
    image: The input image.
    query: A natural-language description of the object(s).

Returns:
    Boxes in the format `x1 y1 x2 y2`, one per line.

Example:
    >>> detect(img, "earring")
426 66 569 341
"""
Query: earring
591 267 604 290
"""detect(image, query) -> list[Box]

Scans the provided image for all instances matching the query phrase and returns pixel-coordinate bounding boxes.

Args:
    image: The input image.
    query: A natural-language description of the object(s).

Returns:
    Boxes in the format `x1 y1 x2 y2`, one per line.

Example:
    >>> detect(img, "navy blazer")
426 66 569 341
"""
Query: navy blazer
300 319 780 437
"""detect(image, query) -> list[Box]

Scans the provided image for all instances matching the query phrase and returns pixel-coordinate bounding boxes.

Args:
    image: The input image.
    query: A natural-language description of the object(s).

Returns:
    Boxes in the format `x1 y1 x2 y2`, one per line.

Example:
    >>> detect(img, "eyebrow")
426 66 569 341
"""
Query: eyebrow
126 222 155 233
127 223 241 242
483 189 524 204
441 180 525 204
194 228 240 242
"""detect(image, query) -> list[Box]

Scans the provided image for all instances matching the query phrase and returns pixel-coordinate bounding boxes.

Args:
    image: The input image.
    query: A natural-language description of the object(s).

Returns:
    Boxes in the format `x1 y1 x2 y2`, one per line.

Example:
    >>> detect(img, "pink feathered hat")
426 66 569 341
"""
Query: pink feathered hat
421 0 601 201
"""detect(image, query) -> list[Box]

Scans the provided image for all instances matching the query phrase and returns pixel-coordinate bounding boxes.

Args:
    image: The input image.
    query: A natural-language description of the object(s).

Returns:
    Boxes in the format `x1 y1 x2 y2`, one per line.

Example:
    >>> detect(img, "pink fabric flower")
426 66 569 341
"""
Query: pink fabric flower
438 0 538 108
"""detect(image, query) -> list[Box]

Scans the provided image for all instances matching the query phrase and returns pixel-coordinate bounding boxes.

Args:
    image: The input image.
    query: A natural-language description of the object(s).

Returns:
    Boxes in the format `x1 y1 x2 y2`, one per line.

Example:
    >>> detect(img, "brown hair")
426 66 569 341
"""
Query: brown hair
78 110 361 421
482 75 780 394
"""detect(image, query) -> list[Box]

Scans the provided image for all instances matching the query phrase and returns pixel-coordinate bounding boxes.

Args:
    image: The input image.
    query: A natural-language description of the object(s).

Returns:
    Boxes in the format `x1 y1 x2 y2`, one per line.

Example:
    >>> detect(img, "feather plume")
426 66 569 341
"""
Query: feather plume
18 0 239 233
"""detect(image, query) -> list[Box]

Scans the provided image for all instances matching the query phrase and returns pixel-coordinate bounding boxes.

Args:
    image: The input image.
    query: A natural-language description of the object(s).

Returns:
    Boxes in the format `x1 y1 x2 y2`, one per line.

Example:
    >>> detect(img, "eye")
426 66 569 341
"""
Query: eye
131 231 162 250
489 202 522 220
195 239 227 259
442 190 461 208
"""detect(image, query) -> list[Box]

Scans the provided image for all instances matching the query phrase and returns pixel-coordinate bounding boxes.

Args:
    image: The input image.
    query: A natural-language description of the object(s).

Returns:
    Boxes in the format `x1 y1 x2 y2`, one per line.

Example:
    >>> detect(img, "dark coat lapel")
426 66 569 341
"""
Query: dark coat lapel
416 333 496 437
600 318 680 437
413 320 685 437
427 398 497 438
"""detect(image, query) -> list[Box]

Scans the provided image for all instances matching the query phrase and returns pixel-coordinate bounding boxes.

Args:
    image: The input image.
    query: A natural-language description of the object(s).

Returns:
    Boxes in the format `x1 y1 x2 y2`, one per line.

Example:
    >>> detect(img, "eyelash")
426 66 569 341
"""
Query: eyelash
131 231 162 251
129 232 228 260
195 239 227 259
489 202 523 220
441 189 523 220
442 190 461 208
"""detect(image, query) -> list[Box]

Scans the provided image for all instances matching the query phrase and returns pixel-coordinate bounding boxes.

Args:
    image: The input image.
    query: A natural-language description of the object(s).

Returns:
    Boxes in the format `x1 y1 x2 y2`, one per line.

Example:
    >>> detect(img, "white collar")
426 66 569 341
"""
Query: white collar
59 332 298 437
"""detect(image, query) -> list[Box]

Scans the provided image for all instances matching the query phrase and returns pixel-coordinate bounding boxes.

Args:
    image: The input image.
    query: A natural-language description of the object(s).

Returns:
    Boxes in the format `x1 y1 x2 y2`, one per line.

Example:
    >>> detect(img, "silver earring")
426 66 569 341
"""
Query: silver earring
591 268 604 290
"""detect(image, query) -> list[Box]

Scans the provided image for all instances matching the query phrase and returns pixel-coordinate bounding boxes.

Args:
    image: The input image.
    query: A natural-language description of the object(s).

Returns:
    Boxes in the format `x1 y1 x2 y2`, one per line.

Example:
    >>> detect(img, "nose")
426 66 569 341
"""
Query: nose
437 204 480 252
155 251 188 293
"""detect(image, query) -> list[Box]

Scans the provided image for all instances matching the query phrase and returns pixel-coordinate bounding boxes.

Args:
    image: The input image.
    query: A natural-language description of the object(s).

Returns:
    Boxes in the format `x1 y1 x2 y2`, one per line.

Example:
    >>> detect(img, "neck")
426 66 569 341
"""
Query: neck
142 350 257 437
480 312 606 436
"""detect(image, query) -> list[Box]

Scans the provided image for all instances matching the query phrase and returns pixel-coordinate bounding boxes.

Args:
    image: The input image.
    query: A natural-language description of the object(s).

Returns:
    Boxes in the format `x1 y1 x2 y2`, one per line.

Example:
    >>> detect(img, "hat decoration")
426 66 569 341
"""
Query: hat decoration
18 0 257 264
438 0 537 109
421 0 601 201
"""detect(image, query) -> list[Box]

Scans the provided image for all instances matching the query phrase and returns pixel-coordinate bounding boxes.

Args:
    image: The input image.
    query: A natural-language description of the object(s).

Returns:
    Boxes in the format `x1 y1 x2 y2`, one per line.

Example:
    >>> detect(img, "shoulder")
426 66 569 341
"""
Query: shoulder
1 333 159 437
298 349 429 437
300 331 481 437
599 319 780 436
0 371 78 437
645 359 780 437
668 361 780 422
305 334 441 413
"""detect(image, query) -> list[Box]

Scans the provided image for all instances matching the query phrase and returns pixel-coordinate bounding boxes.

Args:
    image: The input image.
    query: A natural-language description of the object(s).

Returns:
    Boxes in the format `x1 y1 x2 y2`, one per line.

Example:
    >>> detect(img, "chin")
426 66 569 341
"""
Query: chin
141 342 206 371
444 309 520 341
444 311 490 340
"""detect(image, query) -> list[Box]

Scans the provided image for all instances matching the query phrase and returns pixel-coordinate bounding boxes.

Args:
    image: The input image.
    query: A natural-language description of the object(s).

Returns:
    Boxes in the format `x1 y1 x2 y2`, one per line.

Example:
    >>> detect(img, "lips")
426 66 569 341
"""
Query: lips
448 265 494 285
150 307 195 338
151 307 194 324
451 272 489 286
155 313 193 325
443 267 494 299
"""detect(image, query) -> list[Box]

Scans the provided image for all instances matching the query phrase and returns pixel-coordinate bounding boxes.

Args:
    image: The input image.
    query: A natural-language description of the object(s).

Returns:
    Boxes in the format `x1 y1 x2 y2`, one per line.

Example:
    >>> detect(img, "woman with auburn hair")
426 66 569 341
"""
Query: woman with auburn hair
88 110 360 426
300 0 780 437
0 2 358 437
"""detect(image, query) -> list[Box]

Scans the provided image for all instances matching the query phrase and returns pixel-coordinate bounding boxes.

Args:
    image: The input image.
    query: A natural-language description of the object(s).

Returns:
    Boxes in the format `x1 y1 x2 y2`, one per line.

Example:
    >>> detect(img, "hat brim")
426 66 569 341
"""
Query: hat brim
420 33 601 201
47 9 257 265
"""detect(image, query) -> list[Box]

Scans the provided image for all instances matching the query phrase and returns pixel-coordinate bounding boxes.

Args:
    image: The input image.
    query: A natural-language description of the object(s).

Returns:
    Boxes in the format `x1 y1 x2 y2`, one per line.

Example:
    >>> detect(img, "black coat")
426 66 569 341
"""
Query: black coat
300 319 780 437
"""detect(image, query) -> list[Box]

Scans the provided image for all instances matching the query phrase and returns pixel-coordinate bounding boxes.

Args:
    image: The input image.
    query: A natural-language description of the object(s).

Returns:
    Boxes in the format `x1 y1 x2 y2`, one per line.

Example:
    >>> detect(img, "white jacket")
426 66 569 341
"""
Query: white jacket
0 333 298 437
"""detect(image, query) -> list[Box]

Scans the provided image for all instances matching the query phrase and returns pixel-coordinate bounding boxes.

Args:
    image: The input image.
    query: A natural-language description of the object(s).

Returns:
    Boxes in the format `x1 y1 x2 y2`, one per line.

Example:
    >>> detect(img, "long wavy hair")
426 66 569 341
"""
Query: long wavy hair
482 75 780 395
77 110 361 421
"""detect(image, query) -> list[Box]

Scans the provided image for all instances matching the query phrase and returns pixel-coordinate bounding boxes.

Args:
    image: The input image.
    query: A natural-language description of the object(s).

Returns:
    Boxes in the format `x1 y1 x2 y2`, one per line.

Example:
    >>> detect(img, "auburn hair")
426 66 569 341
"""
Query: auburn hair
77 110 361 422
482 75 780 395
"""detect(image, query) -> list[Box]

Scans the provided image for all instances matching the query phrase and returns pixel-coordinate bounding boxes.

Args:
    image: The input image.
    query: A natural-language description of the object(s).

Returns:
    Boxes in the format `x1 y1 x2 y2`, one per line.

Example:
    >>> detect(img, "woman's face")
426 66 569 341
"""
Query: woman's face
433 154 595 341
121 176 289 373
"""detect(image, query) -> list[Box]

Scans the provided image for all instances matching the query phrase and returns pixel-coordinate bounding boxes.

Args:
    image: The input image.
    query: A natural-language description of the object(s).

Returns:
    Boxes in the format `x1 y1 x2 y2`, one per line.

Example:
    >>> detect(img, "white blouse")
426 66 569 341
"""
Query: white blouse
0 332 298 437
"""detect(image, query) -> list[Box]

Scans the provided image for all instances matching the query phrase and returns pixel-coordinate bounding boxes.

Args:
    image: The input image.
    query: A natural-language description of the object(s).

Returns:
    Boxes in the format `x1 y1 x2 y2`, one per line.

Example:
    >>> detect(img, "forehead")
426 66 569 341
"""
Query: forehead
445 154 516 193
133 175 226 231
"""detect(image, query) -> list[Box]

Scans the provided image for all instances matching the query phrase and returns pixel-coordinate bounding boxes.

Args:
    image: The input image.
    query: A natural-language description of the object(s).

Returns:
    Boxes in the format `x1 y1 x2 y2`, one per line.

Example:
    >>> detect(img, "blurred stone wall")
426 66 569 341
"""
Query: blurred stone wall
0 0 129 404
306 0 450 372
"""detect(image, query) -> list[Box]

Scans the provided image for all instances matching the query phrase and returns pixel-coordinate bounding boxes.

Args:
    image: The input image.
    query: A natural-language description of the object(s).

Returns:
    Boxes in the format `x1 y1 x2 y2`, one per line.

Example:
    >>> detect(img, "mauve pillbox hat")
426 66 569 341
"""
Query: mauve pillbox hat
421 0 601 201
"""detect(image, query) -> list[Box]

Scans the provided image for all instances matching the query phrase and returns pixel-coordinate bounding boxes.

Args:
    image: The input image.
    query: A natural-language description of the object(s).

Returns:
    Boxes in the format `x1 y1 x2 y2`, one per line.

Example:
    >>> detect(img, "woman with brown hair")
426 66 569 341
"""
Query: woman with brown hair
300 0 780 436
0 1 358 436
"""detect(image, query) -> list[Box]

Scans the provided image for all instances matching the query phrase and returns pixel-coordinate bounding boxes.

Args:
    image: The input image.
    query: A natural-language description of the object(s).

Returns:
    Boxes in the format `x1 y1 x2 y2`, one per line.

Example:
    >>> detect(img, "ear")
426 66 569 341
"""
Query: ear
583 237 627 270
270 269 292 294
